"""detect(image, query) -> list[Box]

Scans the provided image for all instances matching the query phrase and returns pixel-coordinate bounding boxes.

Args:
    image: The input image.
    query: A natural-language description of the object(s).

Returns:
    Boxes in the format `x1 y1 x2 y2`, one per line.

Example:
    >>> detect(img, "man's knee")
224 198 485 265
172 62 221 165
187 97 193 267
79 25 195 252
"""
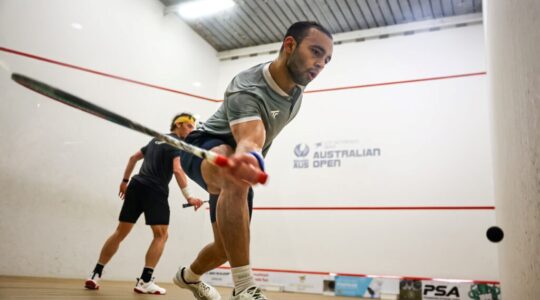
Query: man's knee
202 144 235 194
221 182 249 200
151 226 169 241
212 144 235 156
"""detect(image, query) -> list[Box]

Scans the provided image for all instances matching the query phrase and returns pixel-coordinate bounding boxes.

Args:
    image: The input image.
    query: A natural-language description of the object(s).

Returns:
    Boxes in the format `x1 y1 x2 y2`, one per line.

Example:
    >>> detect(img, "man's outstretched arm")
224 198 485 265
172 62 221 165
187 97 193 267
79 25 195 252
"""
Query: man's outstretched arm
227 119 267 185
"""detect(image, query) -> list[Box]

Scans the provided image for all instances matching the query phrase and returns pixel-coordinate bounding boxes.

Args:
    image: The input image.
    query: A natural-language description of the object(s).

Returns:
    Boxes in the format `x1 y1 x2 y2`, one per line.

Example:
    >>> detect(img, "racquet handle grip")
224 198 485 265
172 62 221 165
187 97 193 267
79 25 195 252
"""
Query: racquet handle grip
213 155 229 167
257 171 268 184
183 200 209 208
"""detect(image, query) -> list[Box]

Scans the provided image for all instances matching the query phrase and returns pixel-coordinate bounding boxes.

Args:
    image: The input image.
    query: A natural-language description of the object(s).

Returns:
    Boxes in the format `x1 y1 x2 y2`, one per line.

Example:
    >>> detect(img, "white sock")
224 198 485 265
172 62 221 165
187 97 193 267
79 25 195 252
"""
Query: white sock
231 265 255 294
184 267 201 283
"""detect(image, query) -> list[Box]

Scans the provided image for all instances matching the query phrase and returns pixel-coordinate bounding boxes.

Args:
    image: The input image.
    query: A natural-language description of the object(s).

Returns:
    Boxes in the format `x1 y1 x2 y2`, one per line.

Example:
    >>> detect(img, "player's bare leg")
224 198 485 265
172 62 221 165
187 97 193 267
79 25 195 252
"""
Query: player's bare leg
199 145 265 298
85 222 134 290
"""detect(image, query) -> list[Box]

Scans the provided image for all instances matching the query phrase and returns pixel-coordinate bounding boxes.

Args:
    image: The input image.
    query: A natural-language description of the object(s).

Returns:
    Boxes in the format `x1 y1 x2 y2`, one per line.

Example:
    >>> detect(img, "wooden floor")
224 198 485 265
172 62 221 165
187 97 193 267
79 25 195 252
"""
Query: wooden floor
0 276 354 300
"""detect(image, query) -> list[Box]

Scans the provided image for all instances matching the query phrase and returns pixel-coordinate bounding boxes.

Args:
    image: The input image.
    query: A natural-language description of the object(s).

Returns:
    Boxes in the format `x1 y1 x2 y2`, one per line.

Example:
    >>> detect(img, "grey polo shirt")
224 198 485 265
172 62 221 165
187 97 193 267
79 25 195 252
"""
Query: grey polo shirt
202 62 304 156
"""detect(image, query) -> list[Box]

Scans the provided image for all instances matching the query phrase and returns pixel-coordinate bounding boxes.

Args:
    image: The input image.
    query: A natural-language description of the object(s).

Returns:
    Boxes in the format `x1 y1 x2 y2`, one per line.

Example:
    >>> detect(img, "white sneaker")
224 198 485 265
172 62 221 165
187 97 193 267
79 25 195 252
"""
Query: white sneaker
84 273 100 290
230 286 268 300
134 277 166 295
173 267 221 300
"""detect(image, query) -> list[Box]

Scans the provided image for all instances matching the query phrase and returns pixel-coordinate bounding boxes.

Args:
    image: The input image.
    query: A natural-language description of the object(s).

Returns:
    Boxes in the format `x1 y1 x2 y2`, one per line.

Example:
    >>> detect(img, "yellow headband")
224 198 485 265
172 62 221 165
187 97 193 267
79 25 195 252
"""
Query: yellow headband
175 115 195 125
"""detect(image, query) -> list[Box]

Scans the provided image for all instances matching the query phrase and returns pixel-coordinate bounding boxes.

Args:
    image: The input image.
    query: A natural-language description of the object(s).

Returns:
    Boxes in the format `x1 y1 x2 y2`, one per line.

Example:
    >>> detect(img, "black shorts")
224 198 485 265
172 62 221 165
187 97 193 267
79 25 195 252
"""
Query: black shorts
180 130 253 223
119 179 170 225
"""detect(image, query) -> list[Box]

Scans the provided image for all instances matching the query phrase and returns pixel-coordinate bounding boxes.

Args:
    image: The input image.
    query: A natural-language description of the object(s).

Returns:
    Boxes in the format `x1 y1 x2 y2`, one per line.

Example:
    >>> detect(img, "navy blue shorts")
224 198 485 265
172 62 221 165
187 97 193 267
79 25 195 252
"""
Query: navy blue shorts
119 179 170 225
180 130 253 223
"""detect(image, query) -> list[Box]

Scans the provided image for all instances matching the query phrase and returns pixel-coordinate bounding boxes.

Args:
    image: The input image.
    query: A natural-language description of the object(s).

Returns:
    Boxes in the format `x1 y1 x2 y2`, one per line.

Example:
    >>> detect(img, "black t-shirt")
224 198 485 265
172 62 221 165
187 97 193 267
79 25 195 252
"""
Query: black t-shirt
132 134 182 196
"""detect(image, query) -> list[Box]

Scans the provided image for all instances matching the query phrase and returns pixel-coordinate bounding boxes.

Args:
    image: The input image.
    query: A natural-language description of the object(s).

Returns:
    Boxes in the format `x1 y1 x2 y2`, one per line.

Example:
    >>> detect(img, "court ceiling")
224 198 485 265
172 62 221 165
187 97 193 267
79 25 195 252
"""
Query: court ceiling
158 0 482 52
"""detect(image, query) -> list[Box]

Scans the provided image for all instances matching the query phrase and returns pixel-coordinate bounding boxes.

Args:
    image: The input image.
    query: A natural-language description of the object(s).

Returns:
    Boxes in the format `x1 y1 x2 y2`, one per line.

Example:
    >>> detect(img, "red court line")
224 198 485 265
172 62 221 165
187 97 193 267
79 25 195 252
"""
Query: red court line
218 266 329 275
256 268 329 276
216 266 500 284
305 72 487 93
0 46 221 103
253 206 495 210
1 46 486 101
473 280 501 285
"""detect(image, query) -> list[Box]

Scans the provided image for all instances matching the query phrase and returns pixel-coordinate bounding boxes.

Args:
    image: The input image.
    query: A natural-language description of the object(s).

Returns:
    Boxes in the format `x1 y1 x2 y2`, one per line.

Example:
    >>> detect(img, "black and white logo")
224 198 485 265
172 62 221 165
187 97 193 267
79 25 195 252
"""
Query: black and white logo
294 143 310 157
423 284 460 299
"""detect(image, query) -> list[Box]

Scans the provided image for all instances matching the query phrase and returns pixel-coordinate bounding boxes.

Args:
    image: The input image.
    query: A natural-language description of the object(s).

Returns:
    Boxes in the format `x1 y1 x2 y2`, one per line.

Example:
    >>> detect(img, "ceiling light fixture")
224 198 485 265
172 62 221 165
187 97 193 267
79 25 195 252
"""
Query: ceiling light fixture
176 0 235 20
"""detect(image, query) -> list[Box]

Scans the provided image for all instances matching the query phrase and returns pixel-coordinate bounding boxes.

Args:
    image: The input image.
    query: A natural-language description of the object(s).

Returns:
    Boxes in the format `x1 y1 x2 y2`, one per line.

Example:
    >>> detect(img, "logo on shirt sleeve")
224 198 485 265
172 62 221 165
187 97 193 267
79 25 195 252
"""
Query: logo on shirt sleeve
271 110 280 118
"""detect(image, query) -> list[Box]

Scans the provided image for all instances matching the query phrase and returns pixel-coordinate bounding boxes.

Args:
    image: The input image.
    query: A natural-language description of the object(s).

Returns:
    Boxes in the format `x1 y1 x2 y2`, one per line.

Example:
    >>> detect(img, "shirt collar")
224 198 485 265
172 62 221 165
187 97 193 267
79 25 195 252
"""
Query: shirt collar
263 62 290 98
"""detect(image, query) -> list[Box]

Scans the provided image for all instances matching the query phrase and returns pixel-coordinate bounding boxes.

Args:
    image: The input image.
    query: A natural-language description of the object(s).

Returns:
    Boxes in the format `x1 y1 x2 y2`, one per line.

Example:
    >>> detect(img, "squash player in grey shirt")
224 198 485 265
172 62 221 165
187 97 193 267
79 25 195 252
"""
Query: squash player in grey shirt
173 21 333 300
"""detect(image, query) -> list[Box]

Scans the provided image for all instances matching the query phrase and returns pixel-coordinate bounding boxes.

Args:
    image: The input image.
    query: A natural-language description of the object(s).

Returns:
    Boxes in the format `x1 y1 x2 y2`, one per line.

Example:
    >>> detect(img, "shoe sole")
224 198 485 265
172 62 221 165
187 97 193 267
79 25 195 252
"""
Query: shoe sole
84 280 99 290
133 287 165 295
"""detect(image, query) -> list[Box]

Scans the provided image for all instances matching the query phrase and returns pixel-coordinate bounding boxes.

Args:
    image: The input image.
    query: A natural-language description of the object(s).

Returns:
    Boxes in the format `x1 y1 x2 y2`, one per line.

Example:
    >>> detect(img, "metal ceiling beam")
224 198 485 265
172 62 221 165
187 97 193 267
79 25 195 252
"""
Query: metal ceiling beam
161 0 482 52
217 13 482 60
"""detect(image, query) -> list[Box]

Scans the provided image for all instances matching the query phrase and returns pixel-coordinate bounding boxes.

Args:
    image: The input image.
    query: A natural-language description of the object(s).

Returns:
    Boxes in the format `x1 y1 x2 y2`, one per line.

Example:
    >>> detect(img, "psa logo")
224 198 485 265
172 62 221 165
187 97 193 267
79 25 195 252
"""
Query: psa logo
424 284 459 298
294 144 310 157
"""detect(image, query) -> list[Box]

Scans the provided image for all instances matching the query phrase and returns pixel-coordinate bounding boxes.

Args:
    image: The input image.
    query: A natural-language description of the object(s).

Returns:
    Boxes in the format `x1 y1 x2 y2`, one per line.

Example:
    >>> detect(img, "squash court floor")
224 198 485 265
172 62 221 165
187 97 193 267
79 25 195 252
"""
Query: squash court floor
0 276 358 300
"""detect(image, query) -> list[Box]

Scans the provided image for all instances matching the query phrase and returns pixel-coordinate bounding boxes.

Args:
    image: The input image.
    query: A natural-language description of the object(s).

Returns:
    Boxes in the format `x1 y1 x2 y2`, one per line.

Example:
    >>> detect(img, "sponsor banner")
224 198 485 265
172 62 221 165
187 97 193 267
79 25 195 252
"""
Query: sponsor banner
377 277 400 296
400 279 423 300
335 276 372 297
274 272 328 294
203 270 500 300
467 283 501 300
202 269 329 294
422 281 468 300
202 269 233 287
335 276 385 298
417 281 502 300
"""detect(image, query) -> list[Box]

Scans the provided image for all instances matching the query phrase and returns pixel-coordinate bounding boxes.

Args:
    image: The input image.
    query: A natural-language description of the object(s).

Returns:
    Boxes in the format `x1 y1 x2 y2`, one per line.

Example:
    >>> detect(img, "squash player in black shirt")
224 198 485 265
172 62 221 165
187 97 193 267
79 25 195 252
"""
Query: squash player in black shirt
84 112 203 295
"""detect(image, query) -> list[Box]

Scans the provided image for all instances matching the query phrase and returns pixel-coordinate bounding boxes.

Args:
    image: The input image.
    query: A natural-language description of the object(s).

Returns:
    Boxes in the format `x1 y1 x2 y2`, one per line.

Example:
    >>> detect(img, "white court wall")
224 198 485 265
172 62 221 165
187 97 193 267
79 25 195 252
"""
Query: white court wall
485 0 540 298
218 24 497 280
0 0 498 284
0 0 222 280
